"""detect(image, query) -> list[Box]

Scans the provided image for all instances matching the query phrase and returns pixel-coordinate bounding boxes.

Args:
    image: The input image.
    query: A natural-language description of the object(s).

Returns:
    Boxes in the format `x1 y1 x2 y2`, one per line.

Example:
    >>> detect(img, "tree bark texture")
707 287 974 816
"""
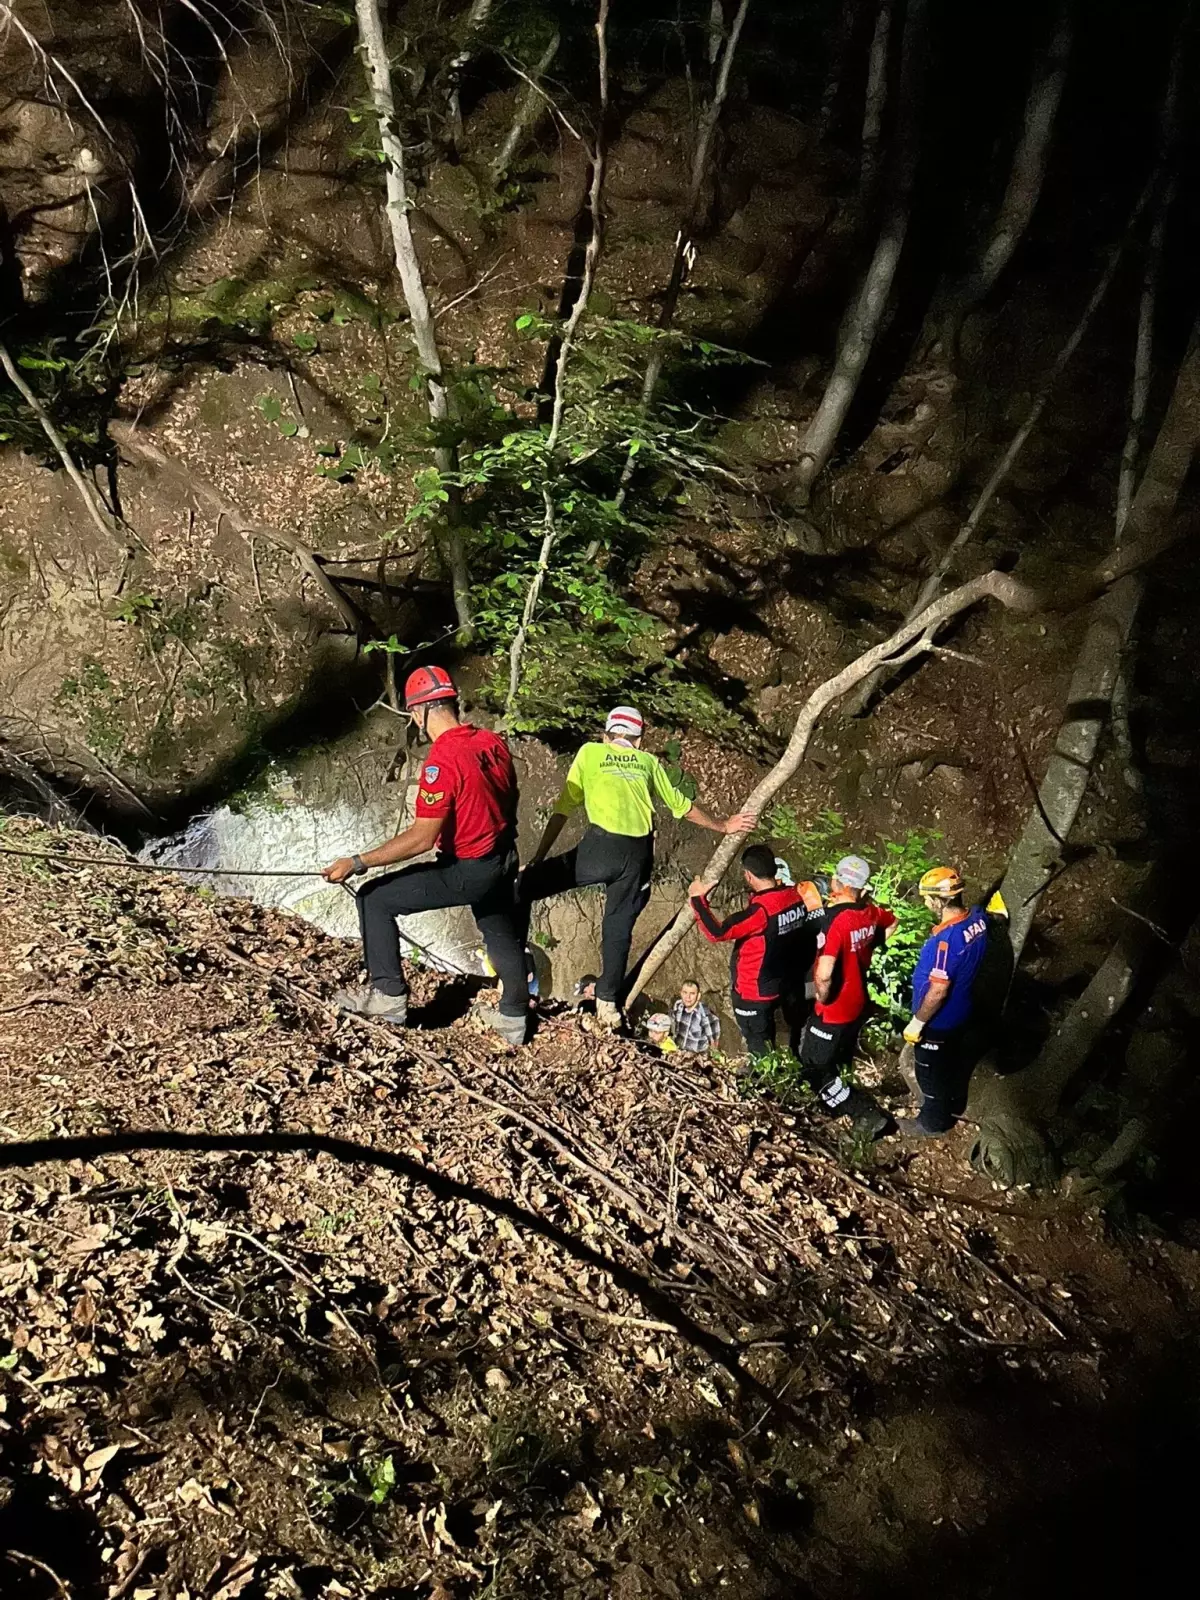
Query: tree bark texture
792 0 927 505
491 28 562 181
504 0 610 719
846 178 1153 718
950 5 1072 324
608 0 752 517
999 322 1200 965
354 0 472 633
860 0 893 196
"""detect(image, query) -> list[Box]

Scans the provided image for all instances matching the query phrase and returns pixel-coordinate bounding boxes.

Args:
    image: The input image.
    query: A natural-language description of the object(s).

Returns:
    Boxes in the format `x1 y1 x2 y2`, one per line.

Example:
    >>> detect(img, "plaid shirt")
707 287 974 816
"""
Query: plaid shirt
670 999 721 1053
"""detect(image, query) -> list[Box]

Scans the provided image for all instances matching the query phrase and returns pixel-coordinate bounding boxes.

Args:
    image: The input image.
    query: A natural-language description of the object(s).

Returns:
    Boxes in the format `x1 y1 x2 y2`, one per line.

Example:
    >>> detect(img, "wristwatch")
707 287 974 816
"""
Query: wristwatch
351 854 366 876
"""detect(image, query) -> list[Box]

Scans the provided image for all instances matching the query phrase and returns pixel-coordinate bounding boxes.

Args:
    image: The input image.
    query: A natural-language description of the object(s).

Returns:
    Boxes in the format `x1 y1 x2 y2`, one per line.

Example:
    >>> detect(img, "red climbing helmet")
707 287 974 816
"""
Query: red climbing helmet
403 665 458 709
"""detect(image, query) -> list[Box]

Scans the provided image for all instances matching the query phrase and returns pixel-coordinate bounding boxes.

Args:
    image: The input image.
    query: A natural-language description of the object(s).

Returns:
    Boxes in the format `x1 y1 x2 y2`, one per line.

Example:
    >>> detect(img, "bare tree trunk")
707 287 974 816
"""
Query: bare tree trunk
1111 172 1171 790
625 567 1041 1004
490 27 562 182
999 322 1200 965
599 0 752 536
846 177 1153 718
817 0 862 137
945 4 1071 337
354 0 472 635
504 0 611 720
445 0 495 138
792 0 927 507
707 0 725 64
860 0 893 196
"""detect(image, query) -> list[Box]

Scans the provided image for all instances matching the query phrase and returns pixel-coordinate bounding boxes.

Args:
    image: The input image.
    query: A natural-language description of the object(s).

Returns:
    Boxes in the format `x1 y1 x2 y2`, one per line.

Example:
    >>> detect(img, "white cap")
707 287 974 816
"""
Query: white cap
835 854 871 889
605 705 644 738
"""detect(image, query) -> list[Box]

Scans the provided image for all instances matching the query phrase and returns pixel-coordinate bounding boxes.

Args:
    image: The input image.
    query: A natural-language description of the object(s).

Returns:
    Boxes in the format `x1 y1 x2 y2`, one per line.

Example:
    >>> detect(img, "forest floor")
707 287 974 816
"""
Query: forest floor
1 819 1198 1600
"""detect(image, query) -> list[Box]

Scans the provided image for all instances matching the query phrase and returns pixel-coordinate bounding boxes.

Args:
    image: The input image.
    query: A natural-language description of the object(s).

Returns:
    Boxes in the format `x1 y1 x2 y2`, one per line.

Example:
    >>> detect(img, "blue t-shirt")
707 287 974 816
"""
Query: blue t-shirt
911 906 989 1033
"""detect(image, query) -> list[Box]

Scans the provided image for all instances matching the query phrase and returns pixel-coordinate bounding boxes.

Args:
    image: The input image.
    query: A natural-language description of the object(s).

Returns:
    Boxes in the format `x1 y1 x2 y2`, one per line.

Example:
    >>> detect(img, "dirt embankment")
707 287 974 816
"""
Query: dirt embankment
2 820 1198 1600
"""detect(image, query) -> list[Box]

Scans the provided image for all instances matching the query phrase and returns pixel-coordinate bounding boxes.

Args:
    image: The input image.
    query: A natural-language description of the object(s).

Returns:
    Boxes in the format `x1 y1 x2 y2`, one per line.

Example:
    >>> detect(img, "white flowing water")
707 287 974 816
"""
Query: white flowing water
141 790 487 977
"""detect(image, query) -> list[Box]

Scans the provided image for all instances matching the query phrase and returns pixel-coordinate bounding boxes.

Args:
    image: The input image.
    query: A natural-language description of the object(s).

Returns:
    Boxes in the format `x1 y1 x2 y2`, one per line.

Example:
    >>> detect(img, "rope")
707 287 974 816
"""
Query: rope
1 842 483 979
0 845 323 878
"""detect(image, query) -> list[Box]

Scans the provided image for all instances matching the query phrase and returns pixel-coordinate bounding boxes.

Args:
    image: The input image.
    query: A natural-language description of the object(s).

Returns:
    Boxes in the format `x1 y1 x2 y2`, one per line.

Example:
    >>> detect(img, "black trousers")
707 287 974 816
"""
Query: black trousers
732 992 776 1058
913 1030 973 1132
520 826 653 1003
356 851 527 1018
798 1016 863 1109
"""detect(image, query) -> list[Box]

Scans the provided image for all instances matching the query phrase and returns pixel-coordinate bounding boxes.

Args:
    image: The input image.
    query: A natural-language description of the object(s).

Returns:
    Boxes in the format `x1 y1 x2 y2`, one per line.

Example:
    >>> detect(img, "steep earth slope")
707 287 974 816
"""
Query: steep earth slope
2 820 1198 1599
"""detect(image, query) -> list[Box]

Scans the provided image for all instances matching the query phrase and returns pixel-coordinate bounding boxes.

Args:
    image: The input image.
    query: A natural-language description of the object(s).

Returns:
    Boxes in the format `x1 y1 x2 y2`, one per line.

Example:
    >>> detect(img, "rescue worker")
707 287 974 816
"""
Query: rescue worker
322 666 529 1045
689 844 816 1059
799 855 896 1135
895 867 990 1138
783 869 829 1052
522 706 756 1030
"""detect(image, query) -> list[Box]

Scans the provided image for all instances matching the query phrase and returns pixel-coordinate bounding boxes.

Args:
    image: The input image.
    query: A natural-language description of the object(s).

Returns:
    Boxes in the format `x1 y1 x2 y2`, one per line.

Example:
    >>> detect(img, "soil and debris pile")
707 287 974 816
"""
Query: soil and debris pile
1 820 1198 1600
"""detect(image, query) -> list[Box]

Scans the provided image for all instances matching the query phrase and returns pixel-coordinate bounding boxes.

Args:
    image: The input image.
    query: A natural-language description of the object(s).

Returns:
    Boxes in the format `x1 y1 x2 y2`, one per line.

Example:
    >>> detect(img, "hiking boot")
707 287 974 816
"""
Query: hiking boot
333 984 408 1025
474 1004 528 1046
894 1116 944 1141
845 1090 895 1141
594 999 623 1032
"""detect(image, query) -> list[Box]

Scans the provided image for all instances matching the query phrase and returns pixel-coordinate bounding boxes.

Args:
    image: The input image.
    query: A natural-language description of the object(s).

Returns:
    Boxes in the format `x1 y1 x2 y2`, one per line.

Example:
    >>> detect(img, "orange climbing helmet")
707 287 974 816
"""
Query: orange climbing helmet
404 665 458 709
918 865 964 898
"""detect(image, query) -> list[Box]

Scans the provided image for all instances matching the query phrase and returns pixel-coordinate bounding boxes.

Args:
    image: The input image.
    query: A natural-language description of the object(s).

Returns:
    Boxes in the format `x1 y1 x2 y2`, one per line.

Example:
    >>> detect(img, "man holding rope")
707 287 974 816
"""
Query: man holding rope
323 666 530 1045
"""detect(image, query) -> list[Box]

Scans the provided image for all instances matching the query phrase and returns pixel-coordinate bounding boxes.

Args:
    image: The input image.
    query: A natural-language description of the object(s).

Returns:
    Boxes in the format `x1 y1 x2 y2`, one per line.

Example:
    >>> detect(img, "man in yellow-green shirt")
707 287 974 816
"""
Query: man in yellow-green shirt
521 706 756 1030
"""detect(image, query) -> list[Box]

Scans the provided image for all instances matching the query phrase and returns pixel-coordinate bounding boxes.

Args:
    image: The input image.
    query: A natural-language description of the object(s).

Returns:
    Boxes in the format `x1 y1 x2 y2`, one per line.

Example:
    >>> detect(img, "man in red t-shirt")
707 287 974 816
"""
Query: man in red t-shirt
322 666 528 1044
798 855 896 1136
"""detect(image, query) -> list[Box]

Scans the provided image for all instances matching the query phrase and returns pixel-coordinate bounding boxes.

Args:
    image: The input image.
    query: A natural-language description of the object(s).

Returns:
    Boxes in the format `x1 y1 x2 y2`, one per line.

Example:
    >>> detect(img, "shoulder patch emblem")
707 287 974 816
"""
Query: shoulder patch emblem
423 764 440 781
420 789 445 804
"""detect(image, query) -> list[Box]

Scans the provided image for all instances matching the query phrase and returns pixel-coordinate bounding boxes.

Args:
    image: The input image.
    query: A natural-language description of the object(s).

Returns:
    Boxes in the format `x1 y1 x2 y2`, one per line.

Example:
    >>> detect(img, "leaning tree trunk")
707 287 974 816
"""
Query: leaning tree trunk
859 0 893 197
792 0 927 506
354 0 472 634
942 4 1071 345
490 26 562 183
969 870 1169 1189
998 320 1200 964
626 567 1041 1003
845 176 1154 719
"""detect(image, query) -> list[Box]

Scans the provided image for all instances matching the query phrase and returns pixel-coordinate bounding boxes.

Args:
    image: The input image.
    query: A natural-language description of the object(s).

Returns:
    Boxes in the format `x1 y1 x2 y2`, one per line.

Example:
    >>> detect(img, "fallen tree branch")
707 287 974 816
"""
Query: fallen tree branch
0 340 126 553
626 567 1036 1001
109 423 363 634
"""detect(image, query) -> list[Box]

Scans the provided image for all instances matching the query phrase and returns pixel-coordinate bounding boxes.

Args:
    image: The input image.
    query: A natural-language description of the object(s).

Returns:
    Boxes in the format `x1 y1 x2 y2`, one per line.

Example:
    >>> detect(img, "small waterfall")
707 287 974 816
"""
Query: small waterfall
142 785 486 978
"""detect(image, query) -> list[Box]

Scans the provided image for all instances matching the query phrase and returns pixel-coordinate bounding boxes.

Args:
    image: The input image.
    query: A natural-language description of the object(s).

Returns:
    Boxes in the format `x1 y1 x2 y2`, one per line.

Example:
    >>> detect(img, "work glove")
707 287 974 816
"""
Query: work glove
902 1016 925 1045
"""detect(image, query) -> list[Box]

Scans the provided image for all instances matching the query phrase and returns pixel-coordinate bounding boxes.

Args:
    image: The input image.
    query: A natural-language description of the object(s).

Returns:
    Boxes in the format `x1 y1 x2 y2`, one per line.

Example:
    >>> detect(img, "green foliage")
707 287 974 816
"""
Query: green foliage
0 336 111 463
661 738 697 801
110 591 160 627
633 1463 684 1511
314 1450 398 1512
737 1047 815 1106
765 804 845 861
484 622 743 740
